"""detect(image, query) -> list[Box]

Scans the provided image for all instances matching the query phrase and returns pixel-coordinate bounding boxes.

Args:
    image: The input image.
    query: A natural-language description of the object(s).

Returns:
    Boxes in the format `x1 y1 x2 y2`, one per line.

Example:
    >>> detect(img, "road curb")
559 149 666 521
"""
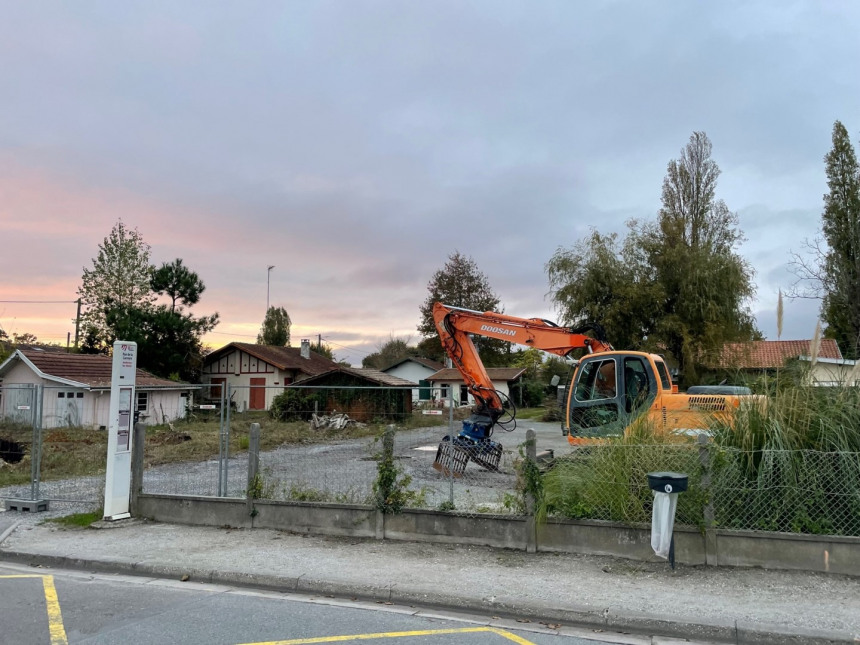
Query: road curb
0 549 856 645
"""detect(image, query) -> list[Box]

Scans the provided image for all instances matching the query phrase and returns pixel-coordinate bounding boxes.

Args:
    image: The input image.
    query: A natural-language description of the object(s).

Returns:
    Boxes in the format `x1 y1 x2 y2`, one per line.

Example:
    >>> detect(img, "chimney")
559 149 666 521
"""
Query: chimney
301 339 310 359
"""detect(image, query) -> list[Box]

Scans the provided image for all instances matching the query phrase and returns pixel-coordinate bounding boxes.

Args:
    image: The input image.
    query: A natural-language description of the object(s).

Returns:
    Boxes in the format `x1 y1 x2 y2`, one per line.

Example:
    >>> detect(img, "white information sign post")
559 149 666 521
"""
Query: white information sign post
103 341 137 520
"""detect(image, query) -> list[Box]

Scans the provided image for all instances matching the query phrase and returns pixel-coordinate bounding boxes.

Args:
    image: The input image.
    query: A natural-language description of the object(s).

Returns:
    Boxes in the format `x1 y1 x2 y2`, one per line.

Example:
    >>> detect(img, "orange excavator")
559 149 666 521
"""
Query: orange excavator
431 302 749 475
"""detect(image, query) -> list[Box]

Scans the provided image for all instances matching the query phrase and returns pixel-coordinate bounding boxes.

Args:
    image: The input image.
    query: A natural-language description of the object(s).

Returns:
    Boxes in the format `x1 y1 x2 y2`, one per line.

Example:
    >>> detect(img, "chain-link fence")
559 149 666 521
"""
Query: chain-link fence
134 384 530 514
541 440 860 536
6 380 860 537
211 384 524 512
712 448 860 535
0 385 110 504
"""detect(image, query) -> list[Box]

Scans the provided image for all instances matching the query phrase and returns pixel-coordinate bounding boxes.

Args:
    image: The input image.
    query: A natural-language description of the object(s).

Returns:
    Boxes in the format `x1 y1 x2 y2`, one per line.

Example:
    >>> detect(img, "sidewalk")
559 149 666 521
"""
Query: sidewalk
1 515 858 644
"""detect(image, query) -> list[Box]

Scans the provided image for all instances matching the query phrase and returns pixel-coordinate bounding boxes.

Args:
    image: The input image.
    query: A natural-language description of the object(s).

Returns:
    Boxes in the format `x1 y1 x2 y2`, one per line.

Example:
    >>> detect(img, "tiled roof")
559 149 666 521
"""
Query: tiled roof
717 339 843 369
382 357 445 372
426 367 527 382
297 366 417 387
205 342 338 376
9 350 189 389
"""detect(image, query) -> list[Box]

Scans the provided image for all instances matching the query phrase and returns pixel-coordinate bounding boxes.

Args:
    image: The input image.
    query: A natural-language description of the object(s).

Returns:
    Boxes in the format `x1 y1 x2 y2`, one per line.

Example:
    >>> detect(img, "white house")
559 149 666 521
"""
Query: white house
798 355 860 386
426 367 526 407
718 339 858 386
381 357 444 402
0 349 197 428
201 339 339 411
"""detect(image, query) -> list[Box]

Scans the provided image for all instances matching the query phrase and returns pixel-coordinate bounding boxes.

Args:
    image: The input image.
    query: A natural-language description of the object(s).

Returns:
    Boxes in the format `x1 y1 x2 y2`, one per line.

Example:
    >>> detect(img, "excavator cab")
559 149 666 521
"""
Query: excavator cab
566 352 659 439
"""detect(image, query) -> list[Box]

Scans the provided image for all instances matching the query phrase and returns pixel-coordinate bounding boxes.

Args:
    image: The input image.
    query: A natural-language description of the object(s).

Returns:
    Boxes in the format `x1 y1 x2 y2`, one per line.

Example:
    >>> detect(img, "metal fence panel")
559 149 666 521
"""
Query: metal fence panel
225 384 526 511
0 384 36 502
140 382 226 497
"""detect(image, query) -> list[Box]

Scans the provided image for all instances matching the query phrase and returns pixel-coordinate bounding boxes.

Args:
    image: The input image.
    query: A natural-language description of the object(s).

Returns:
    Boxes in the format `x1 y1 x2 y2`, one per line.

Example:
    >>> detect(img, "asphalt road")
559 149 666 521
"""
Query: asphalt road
0 563 655 645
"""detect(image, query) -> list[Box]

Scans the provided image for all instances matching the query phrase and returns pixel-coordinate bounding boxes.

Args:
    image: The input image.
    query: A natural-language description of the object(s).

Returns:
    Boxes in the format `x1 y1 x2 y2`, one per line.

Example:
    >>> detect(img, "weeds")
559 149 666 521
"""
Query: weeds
44 509 103 528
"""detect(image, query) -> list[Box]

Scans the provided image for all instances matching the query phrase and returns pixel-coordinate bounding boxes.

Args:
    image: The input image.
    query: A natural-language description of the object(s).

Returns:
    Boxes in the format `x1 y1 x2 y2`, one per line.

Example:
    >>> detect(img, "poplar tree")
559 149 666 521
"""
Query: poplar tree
820 121 860 358
257 306 291 346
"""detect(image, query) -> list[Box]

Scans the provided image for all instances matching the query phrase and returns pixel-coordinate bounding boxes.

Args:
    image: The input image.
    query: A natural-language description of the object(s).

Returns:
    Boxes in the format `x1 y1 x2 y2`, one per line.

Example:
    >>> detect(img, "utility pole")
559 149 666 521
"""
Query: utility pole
266 265 275 313
74 298 81 348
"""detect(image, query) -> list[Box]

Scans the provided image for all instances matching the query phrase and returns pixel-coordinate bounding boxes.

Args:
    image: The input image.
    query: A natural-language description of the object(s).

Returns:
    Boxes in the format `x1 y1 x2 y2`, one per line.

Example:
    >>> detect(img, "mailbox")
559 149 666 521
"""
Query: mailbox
647 471 688 567
647 471 688 494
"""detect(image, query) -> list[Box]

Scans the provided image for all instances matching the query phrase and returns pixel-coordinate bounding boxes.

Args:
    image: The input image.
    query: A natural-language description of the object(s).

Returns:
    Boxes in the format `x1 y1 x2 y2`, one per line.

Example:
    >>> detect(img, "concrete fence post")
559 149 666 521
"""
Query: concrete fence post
698 433 718 565
525 428 537 554
130 422 146 516
246 423 261 518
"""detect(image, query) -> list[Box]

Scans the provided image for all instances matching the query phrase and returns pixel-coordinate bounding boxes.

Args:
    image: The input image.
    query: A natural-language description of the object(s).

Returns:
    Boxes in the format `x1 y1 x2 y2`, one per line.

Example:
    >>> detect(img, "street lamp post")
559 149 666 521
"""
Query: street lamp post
267 265 275 313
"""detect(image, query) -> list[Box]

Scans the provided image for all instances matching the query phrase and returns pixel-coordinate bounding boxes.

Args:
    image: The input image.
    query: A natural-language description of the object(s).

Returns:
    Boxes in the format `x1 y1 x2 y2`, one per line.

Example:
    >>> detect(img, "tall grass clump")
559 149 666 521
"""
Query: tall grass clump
710 363 860 535
538 418 706 527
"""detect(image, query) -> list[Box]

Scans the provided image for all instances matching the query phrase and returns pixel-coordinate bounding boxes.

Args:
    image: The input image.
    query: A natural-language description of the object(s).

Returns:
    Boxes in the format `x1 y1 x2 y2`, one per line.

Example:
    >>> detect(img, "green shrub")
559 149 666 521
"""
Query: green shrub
269 389 324 421
509 378 547 408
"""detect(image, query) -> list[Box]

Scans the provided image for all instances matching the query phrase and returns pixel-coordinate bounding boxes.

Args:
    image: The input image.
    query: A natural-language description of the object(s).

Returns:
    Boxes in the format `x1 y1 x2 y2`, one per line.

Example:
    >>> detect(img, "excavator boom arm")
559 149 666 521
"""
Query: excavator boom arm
433 302 612 419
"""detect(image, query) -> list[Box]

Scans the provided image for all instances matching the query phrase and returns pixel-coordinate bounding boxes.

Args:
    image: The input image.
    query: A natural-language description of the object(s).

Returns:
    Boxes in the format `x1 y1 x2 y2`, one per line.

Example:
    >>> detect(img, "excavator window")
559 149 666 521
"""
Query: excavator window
623 357 653 414
574 358 617 402
569 357 622 436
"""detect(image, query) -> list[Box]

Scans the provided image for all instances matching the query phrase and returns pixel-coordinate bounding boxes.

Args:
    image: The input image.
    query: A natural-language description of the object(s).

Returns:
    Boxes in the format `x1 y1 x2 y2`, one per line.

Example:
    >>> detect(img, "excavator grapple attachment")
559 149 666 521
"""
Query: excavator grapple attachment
433 435 503 476
470 441 503 471
432 436 470 477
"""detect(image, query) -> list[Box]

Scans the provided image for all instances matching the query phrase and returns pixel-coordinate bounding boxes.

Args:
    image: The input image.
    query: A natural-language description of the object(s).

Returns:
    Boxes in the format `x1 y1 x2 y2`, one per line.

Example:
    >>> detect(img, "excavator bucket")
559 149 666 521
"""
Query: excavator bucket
432 436 469 477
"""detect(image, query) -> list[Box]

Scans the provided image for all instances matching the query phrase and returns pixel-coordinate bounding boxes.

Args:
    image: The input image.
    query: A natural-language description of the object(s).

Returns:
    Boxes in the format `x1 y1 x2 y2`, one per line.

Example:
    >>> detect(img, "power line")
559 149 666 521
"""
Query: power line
0 300 77 304
320 337 374 358
207 330 258 338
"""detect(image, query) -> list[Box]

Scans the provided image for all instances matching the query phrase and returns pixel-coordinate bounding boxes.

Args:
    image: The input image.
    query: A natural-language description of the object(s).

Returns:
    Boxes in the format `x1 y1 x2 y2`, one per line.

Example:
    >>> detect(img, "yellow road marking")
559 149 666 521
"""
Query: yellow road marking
0 574 68 645
240 626 535 645
0 574 47 578
1 575 535 645
42 576 69 645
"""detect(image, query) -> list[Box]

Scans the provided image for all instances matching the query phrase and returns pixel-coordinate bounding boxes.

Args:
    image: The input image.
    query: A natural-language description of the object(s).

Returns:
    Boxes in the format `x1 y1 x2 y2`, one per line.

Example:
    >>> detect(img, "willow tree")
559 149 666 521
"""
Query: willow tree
547 132 759 385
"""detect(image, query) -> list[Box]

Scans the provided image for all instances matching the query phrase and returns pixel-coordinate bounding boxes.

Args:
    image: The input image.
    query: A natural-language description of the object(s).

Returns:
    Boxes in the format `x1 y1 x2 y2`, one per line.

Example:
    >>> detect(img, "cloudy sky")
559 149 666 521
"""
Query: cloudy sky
1 1 859 365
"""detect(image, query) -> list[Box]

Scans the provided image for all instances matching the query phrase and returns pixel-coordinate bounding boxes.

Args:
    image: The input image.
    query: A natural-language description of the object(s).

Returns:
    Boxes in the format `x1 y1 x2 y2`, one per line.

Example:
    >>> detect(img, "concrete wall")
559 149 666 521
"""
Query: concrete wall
133 494 860 576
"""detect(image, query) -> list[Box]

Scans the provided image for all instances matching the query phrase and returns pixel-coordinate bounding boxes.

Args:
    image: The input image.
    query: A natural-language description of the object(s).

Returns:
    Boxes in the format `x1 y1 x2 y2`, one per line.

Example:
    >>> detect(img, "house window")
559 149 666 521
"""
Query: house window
440 384 449 399
136 391 149 413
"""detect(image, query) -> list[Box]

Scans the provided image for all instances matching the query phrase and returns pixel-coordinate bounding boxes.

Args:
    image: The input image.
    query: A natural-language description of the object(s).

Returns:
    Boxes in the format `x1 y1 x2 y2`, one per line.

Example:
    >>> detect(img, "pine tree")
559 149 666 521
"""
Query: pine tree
151 258 206 313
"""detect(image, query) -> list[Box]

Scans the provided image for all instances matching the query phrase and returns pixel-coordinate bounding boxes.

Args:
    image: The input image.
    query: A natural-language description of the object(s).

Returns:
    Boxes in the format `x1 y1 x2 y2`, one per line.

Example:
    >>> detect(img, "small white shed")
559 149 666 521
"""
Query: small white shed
0 349 197 428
